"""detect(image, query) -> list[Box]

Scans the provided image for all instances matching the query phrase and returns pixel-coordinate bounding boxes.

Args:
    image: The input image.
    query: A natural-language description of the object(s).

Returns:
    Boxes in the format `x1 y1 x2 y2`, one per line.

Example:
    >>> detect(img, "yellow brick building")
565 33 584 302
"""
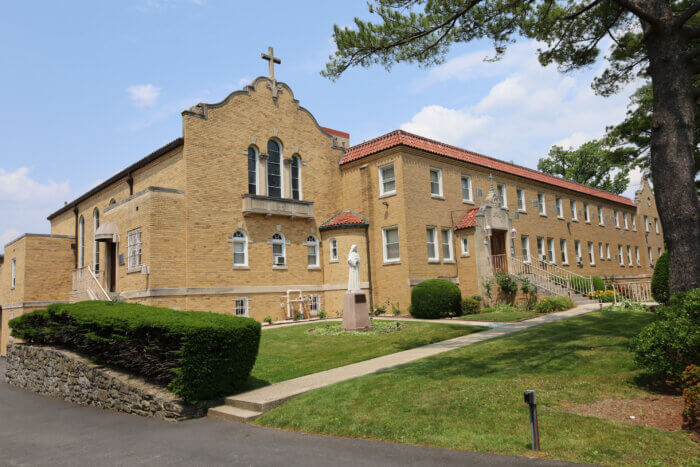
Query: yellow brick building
0 75 665 355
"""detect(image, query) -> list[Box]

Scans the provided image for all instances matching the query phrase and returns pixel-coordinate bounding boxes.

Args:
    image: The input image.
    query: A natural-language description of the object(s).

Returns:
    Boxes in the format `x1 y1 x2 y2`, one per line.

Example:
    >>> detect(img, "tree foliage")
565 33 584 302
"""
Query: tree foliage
538 140 631 194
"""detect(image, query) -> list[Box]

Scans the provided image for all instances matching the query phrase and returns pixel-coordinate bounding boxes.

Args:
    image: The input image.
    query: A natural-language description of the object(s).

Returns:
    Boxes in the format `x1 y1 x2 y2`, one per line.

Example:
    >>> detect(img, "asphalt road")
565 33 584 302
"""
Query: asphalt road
0 358 577 467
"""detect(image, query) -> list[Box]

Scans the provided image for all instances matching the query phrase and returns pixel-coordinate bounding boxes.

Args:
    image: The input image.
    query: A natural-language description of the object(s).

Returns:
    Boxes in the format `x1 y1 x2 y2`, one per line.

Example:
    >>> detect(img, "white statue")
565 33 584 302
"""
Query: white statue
347 244 361 293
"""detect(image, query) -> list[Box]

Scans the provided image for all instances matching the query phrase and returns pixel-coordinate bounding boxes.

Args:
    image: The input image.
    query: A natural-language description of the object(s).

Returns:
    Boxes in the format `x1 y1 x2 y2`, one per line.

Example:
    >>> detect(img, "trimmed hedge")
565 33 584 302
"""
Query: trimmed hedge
651 251 670 304
9 301 261 404
592 276 605 291
409 279 462 319
461 297 481 315
534 296 575 313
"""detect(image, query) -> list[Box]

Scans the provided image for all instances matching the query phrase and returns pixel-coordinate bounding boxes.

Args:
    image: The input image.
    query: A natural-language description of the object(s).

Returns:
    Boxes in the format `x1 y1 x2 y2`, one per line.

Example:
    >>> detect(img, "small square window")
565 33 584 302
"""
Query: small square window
234 297 249 317
379 164 396 196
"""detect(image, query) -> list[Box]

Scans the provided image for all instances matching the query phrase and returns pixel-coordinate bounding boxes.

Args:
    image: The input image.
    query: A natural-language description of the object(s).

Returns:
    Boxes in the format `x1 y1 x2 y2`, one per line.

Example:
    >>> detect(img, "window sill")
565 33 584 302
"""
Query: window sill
585 221 591 224
462 199 475 205
126 267 143 274
539 213 547 217
233 265 250 270
572 219 579 223
431 194 445 200
379 192 396 199
518 209 527 214
562 262 569 266
557 216 565 220
329 259 339 264
461 253 471 258
307 266 322 271
428 259 440 264
383 260 401 266
443 259 456 264
272 265 288 270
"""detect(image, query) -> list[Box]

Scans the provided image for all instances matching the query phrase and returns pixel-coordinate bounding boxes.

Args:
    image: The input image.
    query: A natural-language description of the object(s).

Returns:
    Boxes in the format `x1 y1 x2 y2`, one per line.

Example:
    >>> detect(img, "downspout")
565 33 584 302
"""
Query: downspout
364 226 374 312
73 206 79 269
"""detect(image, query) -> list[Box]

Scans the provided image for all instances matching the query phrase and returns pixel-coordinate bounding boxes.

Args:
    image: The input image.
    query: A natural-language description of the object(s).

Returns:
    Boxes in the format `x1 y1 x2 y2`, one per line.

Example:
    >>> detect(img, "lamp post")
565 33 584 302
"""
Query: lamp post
524 390 540 450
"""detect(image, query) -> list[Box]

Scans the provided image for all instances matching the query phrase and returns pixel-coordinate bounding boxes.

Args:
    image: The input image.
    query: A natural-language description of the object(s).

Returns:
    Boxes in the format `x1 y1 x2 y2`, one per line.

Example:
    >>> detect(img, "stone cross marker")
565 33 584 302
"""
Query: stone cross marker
261 46 281 80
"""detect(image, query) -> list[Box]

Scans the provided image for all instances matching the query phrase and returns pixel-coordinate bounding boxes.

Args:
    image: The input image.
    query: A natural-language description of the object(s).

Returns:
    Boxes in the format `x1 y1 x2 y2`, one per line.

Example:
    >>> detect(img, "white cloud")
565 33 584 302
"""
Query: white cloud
622 167 646 199
0 229 19 251
400 106 489 144
0 167 70 202
553 132 598 149
126 84 161 109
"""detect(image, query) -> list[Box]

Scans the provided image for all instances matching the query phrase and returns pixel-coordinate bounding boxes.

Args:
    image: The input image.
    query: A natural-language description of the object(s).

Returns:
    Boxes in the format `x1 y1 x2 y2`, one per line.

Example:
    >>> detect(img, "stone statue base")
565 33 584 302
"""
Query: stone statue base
342 292 370 331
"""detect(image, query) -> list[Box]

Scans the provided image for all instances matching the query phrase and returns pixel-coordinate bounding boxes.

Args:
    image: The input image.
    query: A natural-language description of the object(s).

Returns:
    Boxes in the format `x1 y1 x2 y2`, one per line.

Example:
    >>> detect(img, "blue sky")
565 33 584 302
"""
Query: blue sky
0 0 641 251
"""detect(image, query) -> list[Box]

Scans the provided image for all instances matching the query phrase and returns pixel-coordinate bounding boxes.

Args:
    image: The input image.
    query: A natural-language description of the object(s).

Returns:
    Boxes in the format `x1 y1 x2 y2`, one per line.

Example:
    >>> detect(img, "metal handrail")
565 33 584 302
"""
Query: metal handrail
612 281 652 304
512 255 593 296
73 266 111 301
510 256 573 298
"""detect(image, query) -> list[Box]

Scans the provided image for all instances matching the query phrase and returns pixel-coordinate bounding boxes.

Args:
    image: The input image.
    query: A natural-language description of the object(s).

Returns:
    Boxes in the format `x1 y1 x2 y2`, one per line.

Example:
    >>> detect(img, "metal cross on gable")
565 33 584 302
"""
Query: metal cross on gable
261 46 281 80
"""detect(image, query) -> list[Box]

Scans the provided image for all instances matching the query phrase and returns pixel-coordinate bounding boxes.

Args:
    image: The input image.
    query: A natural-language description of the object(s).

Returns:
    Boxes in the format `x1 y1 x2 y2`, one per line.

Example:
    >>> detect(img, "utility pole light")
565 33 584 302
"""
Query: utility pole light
524 390 540 450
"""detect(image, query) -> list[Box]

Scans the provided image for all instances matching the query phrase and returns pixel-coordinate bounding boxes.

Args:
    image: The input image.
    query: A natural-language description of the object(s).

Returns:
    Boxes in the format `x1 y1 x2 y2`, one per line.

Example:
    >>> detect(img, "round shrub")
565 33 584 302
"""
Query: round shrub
461 297 481 315
592 276 605 291
410 279 462 319
651 251 670 304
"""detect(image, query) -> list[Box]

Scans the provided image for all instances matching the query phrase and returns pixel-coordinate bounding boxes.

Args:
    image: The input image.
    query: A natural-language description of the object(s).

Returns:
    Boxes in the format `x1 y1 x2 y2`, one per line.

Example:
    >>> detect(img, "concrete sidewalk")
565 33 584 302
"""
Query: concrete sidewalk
210 303 600 422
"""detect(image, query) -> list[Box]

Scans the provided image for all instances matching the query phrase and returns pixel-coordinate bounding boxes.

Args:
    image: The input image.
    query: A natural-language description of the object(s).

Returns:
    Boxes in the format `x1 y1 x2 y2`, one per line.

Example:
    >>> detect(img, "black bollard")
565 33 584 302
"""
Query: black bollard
524 390 540 450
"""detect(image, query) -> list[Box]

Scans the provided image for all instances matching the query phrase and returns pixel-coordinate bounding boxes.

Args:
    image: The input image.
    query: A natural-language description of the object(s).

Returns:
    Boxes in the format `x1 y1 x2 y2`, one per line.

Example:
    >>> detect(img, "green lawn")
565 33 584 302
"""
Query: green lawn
460 311 542 322
246 320 484 389
256 311 699 466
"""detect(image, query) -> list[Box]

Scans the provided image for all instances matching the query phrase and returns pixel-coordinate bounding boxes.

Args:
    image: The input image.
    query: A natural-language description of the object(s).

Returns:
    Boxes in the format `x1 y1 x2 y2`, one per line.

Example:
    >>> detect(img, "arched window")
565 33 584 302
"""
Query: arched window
247 146 257 195
93 208 100 272
108 199 116 207
78 216 85 268
306 235 319 267
291 155 301 200
232 230 248 267
267 140 282 198
271 232 286 266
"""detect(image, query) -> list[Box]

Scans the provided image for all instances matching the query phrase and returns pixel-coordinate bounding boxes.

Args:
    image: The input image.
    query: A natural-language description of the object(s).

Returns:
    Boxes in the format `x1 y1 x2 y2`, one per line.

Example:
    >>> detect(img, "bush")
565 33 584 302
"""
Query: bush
651 251 670 304
461 297 481 315
682 364 699 430
495 272 518 295
592 276 605 291
630 289 699 383
9 301 261 404
519 277 538 310
589 290 615 302
535 296 575 313
409 279 462 319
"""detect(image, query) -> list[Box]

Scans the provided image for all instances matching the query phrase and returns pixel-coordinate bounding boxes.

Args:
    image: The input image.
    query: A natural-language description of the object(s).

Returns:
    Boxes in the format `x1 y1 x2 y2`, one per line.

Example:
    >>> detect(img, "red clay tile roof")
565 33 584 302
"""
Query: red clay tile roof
319 210 369 231
340 130 635 207
321 127 350 139
456 207 480 230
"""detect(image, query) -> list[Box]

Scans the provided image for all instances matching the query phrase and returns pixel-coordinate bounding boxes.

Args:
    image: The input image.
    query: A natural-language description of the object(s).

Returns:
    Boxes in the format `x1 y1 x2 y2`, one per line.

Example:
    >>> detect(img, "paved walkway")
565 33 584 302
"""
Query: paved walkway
0 358 577 467
212 303 600 421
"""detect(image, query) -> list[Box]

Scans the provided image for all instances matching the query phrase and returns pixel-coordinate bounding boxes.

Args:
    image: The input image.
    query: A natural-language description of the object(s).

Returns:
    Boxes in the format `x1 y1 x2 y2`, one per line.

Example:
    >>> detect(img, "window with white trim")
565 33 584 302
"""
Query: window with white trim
248 146 257 195
635 246 640 266
588 242 595 265
93 208 100 272
379 164 396 196
574 240 582 263
382 226 400 262
461 175 473 202
127 229 142 269
631 215 637 231
548 238 556 263
517 188 526 211
538 193 546 215
556 197 563 218
584 203 590 223
521 235 530 262
624 213 629 230
599 242 604 260
309 294 321 315
643 215 649 231
461 235 470 256
496 183 507 208
426 227 438 261
648 247 653 264
627 245 633 266
654 218 659 234
78 215 85 268
560 239 569 265
11 258 16 289
571 200 578 221
291 155 301 200
429 168 443 197
306 235 319 268
329 238 338 262
658 247 662 257
614 210 620 228
537 236 545 260
598 206 604 225
441 228 453 261
232 230 248 267
618 245 624 266
272 233 286 266
234 297 249 317
267 140 282 198
606 243 611 260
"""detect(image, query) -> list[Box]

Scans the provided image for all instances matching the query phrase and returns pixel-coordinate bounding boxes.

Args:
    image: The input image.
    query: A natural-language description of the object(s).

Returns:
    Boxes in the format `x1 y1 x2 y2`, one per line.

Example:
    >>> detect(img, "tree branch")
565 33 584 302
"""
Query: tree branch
611 0 658 25
675 0 700 27
564 0 602 20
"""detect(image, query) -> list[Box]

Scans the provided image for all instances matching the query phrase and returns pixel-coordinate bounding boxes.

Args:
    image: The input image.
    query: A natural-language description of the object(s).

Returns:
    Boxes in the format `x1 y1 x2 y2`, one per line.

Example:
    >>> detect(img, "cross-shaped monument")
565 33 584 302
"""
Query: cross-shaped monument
261 46 281 81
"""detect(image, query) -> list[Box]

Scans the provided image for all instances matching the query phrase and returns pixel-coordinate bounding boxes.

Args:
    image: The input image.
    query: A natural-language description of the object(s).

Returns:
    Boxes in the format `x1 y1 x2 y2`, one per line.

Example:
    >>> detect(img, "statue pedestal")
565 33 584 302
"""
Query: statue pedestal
342 292 370 331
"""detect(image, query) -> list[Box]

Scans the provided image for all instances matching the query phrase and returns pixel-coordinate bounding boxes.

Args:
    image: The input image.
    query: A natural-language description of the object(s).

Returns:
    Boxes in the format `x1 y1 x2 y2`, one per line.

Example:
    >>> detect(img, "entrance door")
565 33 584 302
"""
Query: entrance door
104 242 117 292
491 229 507 273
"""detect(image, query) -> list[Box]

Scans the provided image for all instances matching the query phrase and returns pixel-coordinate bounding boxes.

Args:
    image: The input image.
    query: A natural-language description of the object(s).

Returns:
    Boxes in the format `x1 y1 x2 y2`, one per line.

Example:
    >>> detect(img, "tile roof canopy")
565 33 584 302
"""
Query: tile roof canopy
456 207 480 230
319 210 369 231
321 127 350 139
340 130 635 207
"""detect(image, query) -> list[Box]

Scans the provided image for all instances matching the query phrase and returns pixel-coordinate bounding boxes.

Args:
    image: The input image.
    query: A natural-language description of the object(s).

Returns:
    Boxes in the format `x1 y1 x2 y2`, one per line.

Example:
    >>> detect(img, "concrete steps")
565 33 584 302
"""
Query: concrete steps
207 404 262 423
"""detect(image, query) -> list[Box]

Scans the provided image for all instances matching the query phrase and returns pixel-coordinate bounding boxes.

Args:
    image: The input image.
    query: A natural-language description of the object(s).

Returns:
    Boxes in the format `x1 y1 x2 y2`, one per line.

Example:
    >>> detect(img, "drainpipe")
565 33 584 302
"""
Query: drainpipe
73 206 79 269
364 227 374 312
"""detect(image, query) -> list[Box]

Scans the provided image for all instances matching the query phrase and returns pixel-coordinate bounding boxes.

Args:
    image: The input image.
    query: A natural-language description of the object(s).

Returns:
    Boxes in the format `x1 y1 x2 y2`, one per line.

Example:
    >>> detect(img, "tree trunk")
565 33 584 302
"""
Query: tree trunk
644 20 700 294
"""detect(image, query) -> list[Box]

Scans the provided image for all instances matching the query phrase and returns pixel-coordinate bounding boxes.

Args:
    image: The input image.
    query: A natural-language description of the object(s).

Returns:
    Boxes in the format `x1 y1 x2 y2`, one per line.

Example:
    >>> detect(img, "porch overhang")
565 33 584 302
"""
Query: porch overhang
94 222 119 242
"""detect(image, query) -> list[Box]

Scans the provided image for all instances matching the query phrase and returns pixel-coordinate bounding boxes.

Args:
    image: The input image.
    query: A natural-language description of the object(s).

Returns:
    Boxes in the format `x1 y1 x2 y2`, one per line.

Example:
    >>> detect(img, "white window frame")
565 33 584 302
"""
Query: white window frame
11 258 16 289
232 230 249 267
309 294 321 316
290 155 302 200
441 228 454 262
574 240 582 264
517 188 526 212
521 235 530 262
378 163 396 197
618 245 624 266
571 200 578 221
426 226 438 262
461 235 470 257
305 235 320 268
624 213 629 230
538 193 547 216
560 239 569 265
614 210 620 228
78 215 85 268
631 215 637 231
599 242 604 260
584 203 590 223
598 206 604 225
248 146 258 195
461 175 473 203
271 232 287 267
627 245 633 266
635 246 641 266
93 209 100 273
234 297 249 317
537 236 545 260
648 247 653 264
588 242 595 265
654 218 659 234
329 238 338 262
127 228 142 270
643 215 649 231
548 238 556 264
382 226 400 263
606 243 611 260
556 197 564 218
429 168 443 198
266 139 284 198
496 183 507 208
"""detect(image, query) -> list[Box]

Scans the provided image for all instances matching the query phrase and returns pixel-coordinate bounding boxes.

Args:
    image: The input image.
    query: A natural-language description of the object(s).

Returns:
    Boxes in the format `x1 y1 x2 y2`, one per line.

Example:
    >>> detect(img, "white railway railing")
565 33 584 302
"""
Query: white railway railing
72 266 111 301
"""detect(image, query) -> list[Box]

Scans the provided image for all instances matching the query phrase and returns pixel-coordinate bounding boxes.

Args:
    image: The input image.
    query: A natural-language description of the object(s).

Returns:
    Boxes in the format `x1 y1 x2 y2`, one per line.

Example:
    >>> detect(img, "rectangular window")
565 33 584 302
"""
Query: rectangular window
537 237 545 260
635 247 640 266
127 229 142 269
614 210 620 228
461 176 473 202
382 227 400 262
233 238 247 266
548 238 555 264
441 228 453 261
632 215 637 231
571 200 578 221
584 203 590 223
379 164 396 196
234 297 249 317
648 247 653 264
309 294 321 316
618 245 624 266
556 197 563 218
644 215 649 231
588 242 595 265
538 193 546 215
307 242 318 268
517 188 526 211
598 206 604 225
654 218 659 234
429 168 443 197
330 238 338 262
496 183 507 208
599 242 604 260
521 235 530 262
606 243 611 260
560 239 568 265
627 246 633 266
461 235 469 256
426 227 438 261
658 247 662 257
575 240 582 263
624 213 629 230
11 258 16 289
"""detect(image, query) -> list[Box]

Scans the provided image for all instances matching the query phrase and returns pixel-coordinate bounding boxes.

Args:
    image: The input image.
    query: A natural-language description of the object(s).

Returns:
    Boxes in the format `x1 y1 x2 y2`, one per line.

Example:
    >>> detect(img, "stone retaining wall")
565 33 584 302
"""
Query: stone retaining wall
4 344 212 421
